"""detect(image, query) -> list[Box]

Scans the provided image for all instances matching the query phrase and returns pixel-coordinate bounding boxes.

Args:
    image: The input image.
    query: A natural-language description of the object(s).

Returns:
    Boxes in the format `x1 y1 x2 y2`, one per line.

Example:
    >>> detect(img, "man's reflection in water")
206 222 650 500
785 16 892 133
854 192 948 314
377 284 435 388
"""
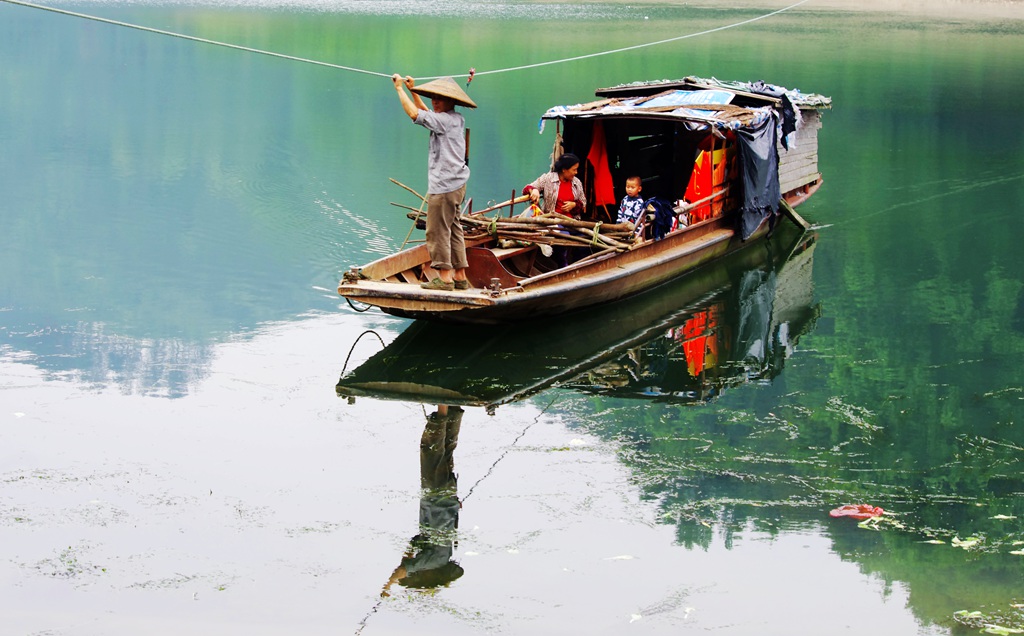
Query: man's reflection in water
382 405 464 597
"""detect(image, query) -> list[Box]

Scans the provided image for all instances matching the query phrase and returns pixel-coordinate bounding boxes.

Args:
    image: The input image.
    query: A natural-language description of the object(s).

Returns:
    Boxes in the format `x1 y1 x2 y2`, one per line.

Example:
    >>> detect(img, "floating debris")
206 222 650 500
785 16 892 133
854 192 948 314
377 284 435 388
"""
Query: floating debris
952 536 983 550
954 607 1024 635
829 504 884 520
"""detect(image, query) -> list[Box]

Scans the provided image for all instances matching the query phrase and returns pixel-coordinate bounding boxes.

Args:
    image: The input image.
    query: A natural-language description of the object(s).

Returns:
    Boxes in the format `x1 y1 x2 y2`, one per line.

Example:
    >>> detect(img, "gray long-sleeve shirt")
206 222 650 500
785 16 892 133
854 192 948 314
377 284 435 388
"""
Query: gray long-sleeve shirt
414 109 470 195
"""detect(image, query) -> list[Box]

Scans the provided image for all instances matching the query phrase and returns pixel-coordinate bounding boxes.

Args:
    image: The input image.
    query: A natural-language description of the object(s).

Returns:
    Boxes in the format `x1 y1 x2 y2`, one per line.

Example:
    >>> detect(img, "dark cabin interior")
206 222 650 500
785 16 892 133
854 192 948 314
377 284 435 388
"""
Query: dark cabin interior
562 118 711 220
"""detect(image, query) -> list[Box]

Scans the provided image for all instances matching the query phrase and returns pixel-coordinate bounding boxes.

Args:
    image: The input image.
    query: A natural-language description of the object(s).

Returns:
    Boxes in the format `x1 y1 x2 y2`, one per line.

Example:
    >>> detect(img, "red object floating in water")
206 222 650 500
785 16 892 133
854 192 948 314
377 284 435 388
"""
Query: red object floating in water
829 504 884 520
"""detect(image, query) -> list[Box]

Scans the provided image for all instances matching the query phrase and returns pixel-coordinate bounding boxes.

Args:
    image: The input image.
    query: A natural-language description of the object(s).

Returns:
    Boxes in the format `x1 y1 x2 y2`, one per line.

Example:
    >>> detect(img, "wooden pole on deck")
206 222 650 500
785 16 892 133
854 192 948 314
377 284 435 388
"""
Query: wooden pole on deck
389 178 426 202
779 199 811 231
468 194 531 217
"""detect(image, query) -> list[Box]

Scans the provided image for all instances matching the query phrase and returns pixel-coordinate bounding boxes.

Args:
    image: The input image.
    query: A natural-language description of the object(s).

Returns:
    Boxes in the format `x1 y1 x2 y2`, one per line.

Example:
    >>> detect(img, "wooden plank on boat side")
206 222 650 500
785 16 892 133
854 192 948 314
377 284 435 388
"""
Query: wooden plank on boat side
779 158 820 181
781 155 818 176
778 140 820 193
359 236 493 280
779 146 819 164
779 151 819 170
518 226 735 290
339 281 495 310
779 160 821 192
781 132 819 150
783 131 819 148
361 244 431 280
780 168 821 191
781 172 822 196
778 116 821 154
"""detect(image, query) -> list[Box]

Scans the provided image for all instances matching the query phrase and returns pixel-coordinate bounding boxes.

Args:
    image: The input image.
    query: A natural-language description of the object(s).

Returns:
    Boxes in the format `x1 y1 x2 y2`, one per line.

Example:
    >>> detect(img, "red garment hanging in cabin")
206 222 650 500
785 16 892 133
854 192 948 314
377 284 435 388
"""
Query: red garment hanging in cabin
586 120 617 208
685 137 716 222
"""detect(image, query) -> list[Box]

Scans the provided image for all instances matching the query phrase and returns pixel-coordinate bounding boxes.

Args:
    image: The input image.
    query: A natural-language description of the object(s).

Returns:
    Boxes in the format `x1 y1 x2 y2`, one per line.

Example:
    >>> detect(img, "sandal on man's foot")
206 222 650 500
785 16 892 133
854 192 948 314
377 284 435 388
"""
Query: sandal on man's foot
454 279 470 290
421 277 455 291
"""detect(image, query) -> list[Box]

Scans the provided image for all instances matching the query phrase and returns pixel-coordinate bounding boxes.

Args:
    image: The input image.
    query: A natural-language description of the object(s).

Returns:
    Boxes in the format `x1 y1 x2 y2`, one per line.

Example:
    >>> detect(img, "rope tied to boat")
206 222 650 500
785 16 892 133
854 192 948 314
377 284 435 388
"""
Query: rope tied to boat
344 297 373 313
338 329 386 376
591 221 603 247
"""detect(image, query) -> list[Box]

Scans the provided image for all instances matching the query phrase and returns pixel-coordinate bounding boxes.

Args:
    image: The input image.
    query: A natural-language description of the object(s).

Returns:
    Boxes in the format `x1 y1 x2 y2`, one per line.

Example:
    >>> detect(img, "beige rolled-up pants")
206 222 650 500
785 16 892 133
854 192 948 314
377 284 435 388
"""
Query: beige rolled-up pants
424 184 468 270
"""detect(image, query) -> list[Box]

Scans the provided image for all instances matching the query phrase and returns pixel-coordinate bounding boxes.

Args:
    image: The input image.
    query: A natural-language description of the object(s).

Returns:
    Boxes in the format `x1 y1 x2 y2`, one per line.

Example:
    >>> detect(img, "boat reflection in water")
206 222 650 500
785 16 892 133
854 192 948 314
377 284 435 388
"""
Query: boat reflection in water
341 225 819 596
336 224 820 410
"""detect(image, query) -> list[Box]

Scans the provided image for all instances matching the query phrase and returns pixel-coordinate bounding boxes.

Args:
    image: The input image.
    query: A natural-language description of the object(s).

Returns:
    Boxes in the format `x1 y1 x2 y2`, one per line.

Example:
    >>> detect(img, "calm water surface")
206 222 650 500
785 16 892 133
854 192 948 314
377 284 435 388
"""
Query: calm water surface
2 1 1023 634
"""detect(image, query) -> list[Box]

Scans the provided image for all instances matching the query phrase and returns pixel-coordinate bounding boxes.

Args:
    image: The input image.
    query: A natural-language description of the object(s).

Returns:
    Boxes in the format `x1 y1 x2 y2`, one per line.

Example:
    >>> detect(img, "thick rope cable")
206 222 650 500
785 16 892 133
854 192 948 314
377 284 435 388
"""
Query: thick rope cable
3 0 811 80
0 0 390 76
423 0 812 80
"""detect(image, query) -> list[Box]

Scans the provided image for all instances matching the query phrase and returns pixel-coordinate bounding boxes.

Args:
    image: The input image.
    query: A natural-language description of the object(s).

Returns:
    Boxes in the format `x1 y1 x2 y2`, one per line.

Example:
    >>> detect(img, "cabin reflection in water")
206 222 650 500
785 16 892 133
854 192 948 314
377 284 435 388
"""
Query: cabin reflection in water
336 226 820 408
567 243 817 403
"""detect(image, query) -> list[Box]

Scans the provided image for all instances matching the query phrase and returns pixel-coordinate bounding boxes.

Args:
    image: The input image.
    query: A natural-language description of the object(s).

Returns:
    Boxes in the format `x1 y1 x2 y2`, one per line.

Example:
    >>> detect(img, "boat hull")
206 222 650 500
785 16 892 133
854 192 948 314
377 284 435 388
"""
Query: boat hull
339 210 786 325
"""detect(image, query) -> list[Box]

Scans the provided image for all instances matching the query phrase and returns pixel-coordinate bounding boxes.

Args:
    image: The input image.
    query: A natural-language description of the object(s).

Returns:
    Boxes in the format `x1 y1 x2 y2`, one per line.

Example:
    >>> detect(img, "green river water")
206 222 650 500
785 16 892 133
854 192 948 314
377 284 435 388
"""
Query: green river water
1 1 1023 634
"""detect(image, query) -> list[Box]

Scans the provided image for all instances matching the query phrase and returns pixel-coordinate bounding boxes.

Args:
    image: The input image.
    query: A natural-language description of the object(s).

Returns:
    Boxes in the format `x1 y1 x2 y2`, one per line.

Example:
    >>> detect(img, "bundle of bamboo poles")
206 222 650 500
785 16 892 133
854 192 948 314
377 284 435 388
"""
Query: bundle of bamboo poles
392 181 639 252
393 179 738 255
459 212 636 251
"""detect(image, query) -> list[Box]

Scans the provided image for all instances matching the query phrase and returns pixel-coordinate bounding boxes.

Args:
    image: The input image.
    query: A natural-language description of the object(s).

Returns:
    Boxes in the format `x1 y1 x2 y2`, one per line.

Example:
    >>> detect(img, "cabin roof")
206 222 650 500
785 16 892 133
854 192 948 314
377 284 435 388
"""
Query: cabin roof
541 75 831 131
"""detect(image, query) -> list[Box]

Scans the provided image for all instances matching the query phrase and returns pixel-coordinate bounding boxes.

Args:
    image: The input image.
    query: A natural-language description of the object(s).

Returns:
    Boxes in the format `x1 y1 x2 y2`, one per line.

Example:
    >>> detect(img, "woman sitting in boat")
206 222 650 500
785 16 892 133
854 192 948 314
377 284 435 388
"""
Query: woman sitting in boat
523 154 588 268
522 153 587 220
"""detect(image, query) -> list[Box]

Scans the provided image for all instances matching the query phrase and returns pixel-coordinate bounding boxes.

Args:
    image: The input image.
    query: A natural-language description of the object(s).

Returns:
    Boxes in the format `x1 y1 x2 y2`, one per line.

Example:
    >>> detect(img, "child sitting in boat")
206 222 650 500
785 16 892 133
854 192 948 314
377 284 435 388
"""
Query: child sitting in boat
616 176 646 241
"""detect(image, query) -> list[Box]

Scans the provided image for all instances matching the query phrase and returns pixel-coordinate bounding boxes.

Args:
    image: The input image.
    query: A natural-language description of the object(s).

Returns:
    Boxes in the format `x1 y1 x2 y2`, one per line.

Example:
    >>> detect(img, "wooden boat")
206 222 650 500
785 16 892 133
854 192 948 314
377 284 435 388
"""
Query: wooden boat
338 76 830 324
336 225 819 409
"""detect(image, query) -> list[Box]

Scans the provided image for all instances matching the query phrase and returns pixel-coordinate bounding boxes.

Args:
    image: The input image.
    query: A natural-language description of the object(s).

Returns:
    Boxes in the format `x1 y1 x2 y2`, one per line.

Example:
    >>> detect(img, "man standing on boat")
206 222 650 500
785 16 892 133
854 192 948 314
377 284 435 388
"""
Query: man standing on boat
392 74 477 292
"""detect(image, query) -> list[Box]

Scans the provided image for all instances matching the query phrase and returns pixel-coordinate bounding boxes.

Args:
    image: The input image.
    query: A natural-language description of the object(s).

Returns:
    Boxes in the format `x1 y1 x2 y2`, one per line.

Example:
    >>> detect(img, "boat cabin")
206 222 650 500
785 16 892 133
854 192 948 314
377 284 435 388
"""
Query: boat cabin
545 76 830 234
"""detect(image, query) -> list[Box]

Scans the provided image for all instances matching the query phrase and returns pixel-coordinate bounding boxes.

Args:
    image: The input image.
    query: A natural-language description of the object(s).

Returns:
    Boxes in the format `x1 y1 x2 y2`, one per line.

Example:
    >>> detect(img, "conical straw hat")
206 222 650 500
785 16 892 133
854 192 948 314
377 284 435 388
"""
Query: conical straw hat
411 77 478 108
